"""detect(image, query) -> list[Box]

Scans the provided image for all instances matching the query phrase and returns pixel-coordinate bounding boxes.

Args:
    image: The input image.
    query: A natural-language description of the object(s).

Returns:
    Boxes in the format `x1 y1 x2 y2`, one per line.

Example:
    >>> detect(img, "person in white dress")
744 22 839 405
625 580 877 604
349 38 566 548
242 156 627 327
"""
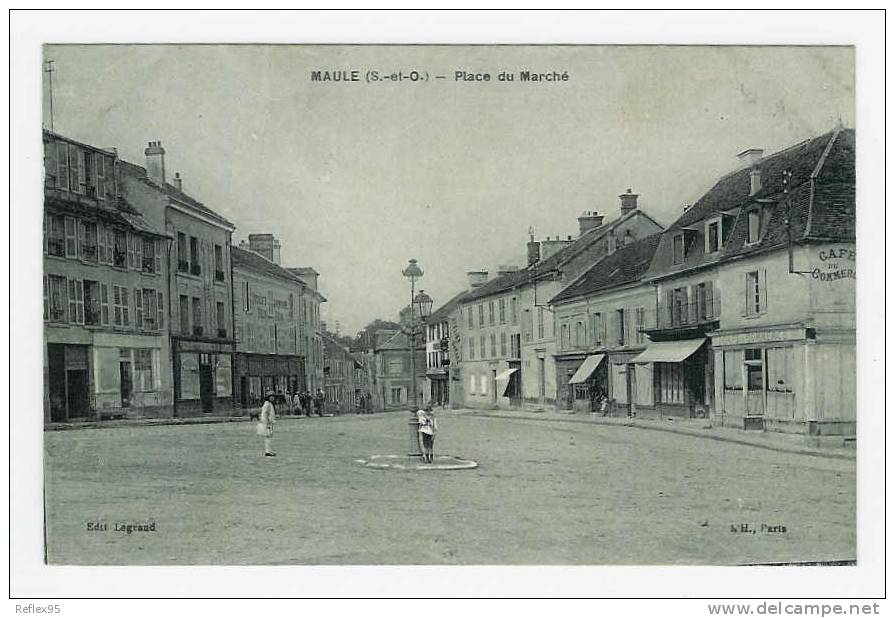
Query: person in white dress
257 389 277 457
417 404 438 463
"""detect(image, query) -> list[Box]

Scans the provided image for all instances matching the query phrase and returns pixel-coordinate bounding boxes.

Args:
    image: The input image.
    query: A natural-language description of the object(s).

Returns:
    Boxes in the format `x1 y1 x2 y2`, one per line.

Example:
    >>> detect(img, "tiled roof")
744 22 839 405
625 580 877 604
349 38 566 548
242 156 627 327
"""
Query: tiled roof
428 289 471 322
644 128 854 280
288 266 319 275
461 268 531 303
231 245 306 286
44 194 166 237
119 160 235 228
550 233 663 304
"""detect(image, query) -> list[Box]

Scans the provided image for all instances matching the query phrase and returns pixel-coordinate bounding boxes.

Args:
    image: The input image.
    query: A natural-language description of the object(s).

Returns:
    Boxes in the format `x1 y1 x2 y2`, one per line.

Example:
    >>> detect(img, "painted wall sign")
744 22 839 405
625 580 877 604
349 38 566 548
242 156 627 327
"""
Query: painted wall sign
809 245 856 282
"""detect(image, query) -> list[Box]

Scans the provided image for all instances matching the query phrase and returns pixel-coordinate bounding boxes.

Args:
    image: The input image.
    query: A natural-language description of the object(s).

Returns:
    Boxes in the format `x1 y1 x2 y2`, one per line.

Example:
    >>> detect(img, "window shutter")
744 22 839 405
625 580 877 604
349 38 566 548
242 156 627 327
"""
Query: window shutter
759 269 768 314
155 239 162 274
68 279 77 323
64 217 78 258
157 291 164 329
127 233 136 269
68 145 80 192
77 220 86 256
122 287 130 326
100 283 109 325
77 149 87 193
56 142 68 189
134 288 143 329
43 214 48 254
742 273 749 316
95 153 104 200
135 236 144 272
96 223 105 263
665 289 674 324
706 280 715 317
43 276 48 320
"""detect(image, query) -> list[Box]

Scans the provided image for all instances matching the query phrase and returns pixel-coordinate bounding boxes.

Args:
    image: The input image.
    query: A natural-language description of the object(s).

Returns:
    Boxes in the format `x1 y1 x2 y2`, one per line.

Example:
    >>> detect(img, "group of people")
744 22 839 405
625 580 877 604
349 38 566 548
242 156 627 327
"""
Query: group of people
288 389 327 417
355 392 374 415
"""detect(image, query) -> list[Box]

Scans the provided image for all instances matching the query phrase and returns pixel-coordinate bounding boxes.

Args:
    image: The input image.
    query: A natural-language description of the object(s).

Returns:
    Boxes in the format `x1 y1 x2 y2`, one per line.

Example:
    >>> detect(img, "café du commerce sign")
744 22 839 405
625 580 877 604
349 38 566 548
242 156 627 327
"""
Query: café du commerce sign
808 244 856 283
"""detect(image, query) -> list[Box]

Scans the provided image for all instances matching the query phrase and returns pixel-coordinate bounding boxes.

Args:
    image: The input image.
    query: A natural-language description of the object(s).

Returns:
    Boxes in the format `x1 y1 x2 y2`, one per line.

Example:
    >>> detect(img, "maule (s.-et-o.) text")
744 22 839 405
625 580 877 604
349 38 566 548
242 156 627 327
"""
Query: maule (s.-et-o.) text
309 69 570 83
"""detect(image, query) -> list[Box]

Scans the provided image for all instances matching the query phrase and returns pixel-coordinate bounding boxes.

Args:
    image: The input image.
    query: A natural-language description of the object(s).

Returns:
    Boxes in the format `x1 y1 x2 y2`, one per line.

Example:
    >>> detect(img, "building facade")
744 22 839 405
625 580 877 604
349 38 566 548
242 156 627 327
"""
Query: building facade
373 329 427 410
231 243 308 409
322 333 363 413
43 131 173 422
550 234 662 415
424 290 468 407
287 267 326 394
121 141 237 417
638 128 855 434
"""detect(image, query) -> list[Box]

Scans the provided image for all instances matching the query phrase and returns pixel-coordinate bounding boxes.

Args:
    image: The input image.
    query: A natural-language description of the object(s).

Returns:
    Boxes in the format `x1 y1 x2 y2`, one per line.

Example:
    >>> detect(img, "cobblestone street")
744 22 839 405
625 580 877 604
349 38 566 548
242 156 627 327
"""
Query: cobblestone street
44 410 855 565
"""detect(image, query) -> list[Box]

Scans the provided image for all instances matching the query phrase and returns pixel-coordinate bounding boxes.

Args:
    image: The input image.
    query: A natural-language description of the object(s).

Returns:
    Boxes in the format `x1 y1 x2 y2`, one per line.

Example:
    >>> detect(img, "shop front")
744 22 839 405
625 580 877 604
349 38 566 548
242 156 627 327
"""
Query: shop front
173 338 234 417
630 338 711 419
233 353 306 409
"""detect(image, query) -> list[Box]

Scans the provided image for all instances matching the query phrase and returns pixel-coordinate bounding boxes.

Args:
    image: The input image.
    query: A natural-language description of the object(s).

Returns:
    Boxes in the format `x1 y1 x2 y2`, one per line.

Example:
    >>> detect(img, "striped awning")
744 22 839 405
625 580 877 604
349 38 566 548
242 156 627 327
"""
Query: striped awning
630 338 705 364
568 354 606 384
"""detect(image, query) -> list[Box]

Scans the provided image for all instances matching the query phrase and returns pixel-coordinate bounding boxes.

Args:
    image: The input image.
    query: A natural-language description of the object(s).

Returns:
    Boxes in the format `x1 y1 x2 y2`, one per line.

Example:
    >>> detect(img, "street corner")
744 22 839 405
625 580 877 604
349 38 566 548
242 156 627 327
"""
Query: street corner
354 453 478 471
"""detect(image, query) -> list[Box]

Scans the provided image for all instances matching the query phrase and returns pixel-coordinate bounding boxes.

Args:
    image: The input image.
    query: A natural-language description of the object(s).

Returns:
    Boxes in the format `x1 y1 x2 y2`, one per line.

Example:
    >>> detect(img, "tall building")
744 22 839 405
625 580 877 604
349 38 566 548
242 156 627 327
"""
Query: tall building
424 290 469 407
120 142 237 417
286 267 326 393
231 243 308 408
43 130 172 422
637 128 855 434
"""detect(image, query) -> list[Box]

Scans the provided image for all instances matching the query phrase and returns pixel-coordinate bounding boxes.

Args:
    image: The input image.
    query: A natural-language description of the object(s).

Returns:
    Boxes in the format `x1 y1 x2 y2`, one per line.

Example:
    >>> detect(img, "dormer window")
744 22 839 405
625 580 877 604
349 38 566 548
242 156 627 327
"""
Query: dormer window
746 208 761 245
706 218 721 254
673 234 684 265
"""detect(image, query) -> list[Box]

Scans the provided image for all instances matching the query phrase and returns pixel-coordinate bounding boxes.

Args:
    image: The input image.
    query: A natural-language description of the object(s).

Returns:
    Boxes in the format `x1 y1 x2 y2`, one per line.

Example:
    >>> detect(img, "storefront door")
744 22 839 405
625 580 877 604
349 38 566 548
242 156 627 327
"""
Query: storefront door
745 349 765 416
626 364 637 417
119 360 132 408
199 362 214 413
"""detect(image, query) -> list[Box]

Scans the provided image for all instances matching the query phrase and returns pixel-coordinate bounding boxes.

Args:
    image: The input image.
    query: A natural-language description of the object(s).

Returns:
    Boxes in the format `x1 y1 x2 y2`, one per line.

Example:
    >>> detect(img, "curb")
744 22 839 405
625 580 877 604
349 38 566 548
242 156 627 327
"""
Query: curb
463 410 856 461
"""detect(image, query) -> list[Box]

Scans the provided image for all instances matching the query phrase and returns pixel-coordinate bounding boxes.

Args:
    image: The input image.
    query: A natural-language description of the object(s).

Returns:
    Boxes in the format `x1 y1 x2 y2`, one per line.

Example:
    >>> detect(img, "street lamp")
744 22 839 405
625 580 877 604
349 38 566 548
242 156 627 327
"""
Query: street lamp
402 259 433 456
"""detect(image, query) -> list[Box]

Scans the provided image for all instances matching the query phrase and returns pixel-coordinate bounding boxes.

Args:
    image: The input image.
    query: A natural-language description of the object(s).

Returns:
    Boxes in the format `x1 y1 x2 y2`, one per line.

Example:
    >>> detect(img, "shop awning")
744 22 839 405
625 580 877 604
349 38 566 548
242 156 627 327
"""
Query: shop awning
568 354 606 384
495 368 518 381
630 338 706 364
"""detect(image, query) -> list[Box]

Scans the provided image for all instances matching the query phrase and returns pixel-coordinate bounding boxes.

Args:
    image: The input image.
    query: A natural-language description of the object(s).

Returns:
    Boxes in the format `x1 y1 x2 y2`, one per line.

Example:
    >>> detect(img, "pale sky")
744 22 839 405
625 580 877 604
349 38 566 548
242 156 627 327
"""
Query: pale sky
43 45 854 334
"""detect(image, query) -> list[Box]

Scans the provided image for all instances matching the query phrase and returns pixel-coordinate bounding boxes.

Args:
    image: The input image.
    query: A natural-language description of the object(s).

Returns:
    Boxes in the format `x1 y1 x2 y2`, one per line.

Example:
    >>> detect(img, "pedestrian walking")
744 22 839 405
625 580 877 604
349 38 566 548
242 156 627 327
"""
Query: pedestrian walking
417 404 438 464
257 389 277 457
314 389 325 416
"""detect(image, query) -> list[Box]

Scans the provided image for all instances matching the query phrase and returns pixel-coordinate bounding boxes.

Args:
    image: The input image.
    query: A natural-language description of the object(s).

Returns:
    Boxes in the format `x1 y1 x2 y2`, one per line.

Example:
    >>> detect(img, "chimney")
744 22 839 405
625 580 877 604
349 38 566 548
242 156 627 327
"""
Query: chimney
619 188 638 215
527 228 541 266
749 168 762 196
498 264 519 277
248 233 282 265
173 172 182 192
737 148 764 169
144 140 166 185
577 211 604 236
467 271 488 289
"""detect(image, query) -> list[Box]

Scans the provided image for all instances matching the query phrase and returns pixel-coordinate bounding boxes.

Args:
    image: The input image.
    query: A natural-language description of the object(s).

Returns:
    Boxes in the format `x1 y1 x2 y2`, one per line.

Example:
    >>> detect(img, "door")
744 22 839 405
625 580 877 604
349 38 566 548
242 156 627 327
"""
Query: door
538 358 546 405
240 376 248 408
744 349 765 416
626 364 637 417
66 369 89 418
199 362 214 413
491 370 497 404
47 344 67 422
119 361 132 408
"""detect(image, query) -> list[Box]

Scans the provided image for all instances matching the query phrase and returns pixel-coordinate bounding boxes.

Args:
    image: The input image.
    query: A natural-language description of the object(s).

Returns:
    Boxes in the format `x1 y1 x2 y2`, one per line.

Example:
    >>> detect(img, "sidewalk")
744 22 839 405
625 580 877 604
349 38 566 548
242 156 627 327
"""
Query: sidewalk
459 407 856 461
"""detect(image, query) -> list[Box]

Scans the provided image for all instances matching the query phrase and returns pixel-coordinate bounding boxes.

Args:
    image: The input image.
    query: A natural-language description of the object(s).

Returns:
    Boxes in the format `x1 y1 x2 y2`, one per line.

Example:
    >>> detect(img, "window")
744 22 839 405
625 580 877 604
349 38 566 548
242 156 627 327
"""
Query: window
635 307 645 344
672 234 684 265
706 219 720 253
538 307 545 339
766 347 793 393
478 304 484 327
467 306 473 328
80 221 98 262
499 298 506 324
724 349 744 390
490 333 497 357
138 289 159 331
480 375 487 396
656 363 684 404
177 233 188 271
67 279 84 324
590 312 603 346
141 238 156 272
469 374 476 395
468 337 475 360
83 280 101 325
745 348 763 391
745 270 766 316
511 297 518 325
388 359 403 375
216 301 226 337
188 237 200 276
100 283 110 325
616 308 626 346
64 217 78 258
94 152 106 200
56 141 69 190
113 285 130 327
113 229 127 268
488 301 495 325
480 335 486 359
47 275 67 322
156 291 164 329
134 349 154 392
510 334 521 359
574 321 584 347
747 209 761 244
500 332 507 357
179 295 190 333
46 214 65 256
192 297 202 334
68 145 84 193
560 323 570 349
214 245 225 281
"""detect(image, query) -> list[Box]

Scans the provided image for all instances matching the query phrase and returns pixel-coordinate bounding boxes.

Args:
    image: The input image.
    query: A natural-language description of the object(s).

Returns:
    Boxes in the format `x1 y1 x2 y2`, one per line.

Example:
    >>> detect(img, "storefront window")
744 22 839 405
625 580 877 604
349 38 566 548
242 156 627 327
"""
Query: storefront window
179 353 200 400
134 349 154 392
215 354 232 397
766 347 793 392
656 362 684 404
724 350 744 390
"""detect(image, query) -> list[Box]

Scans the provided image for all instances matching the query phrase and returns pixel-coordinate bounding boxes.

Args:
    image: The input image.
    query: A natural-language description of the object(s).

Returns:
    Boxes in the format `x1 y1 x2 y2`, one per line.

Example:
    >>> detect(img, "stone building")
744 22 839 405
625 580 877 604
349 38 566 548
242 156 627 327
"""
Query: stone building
120 142 236 417
638 127 855 434
424 290 469 407
43 131 172 422
231 243 308 409
286 267 326 394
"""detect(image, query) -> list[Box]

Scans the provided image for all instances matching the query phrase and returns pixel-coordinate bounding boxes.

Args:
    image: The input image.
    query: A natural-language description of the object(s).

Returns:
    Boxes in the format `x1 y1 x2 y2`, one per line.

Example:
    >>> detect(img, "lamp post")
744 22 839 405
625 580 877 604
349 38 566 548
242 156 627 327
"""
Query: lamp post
402 259 433 455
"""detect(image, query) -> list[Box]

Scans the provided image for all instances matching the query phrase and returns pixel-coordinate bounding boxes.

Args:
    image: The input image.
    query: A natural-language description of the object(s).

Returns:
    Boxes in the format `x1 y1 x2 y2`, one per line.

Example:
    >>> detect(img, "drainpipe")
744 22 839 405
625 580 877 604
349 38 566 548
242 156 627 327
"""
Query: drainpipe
165 220 176 418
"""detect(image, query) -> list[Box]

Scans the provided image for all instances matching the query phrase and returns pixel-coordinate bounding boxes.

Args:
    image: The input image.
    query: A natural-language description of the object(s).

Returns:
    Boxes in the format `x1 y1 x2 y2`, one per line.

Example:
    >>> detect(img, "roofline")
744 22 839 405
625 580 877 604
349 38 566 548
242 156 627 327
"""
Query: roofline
168 198 236 232
43 129 119 157
550 278 648 306
806 128 842 239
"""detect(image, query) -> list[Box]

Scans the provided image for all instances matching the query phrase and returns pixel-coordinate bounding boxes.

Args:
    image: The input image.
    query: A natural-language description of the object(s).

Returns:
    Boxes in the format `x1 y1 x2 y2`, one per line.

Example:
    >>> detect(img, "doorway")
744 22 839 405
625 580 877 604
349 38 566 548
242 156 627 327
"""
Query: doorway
199 360 214 413
538 358 546 405
625 364 637 417
119 360 132 408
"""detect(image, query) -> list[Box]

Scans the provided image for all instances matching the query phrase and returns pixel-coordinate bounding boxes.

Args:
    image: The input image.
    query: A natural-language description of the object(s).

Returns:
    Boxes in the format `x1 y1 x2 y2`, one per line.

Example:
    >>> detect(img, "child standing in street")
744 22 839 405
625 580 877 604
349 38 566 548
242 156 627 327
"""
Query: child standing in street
417 404 438 463
257 389 277 457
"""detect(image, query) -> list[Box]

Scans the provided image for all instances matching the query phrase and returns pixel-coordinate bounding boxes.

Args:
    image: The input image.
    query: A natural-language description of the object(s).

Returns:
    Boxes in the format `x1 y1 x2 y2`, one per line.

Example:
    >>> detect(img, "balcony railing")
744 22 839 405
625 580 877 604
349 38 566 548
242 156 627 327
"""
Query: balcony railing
142 257 155 273
113 250 127 268
47 238 65 257
80 244 97 262
85 303 101 326
49 306 66 322
214 269 225 282
643 297 722 331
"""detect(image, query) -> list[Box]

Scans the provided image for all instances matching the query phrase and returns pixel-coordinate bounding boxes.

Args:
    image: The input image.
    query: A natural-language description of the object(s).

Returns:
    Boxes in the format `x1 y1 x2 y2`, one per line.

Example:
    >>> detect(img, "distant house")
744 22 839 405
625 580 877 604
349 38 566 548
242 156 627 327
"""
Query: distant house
372 328 426 411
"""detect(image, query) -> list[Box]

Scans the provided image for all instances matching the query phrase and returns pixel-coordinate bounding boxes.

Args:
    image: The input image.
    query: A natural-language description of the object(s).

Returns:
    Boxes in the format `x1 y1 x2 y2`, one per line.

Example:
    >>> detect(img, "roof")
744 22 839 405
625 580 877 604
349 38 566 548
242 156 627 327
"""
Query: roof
550 233 663 304
427 289 471 322
44 194 166 238
231 245 306 287
461 208 658 304
288 266 319 275
644 128 854 280
119 159 235 229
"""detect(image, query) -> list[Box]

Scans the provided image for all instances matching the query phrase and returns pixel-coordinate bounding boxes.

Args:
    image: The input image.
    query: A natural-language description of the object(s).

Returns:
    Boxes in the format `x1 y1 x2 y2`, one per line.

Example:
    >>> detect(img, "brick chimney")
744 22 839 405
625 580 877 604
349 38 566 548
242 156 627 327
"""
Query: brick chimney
738 148 765 196
577 211 604 236
173 172 183 192
144 141 166 185
467 271 488 289
248 233 282 265
619 188 638 215
497 264 519 277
